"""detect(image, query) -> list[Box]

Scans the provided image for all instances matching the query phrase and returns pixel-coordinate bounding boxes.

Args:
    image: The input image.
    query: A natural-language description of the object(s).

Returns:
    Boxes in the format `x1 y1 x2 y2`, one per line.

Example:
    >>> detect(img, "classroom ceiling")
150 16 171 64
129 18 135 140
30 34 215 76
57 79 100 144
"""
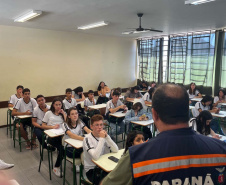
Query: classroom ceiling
0 0 226 38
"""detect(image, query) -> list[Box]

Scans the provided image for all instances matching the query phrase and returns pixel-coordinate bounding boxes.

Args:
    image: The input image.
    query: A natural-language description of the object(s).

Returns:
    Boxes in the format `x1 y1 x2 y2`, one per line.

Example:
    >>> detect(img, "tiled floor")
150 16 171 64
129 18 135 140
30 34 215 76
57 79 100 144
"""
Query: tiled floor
1 123 226 185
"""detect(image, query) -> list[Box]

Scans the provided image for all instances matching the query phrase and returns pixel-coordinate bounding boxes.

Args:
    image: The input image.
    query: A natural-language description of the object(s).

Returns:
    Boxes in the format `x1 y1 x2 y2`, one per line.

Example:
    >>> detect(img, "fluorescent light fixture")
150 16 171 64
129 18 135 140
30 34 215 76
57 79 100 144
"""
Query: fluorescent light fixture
77 21 109 30
185 0 215 5
14 10 42 22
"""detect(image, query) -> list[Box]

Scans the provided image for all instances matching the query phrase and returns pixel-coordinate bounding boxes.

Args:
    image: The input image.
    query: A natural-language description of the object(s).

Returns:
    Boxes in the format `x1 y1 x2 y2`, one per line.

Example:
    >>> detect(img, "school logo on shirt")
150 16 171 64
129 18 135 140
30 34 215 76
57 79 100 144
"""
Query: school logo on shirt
216 167 225 185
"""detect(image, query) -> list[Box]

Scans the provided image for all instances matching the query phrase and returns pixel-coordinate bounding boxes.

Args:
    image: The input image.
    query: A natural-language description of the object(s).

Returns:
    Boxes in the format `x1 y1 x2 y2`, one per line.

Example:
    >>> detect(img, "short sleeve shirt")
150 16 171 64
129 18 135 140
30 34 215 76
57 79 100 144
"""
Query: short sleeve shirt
187 90 200 99
42 111 64 126
63 98 77 110
84 98 96 108
14 98 37 113
9 94 21 106
193 102 210 117
105 99 124 115
32 105 50 125
142 92 152 102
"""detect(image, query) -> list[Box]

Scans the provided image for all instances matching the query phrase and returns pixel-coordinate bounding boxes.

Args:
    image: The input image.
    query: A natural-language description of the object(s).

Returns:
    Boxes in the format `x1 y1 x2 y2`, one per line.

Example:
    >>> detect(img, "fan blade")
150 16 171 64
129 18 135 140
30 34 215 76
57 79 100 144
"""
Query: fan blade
144 28 163 33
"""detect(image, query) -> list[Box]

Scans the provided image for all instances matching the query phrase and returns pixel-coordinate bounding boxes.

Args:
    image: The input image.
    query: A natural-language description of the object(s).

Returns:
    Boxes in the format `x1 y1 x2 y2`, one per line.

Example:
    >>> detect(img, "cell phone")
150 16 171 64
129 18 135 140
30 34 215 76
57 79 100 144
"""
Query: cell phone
108 156 119 163
122 110 127 113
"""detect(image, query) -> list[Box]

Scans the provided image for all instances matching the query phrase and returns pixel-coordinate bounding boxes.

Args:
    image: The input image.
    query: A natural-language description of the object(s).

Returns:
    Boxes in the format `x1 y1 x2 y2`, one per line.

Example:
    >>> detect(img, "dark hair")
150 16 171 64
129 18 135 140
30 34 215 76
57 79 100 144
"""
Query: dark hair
201 95 213 104
88 90 94 94
132 102 143 111
91 114 103 125
112 91 120 96
66 88 72 93
130 86 140 93
189 82 197 95
218 88 226 98
66 107 80 129
124 130 144 154
36 94 44 100
50 97 64 120
17 85 24 90
152 84 189 124
150 81 156 87
196 110 212 135
73 86 83 94
22 88 30 94
97 81 106 91
148 88 155 99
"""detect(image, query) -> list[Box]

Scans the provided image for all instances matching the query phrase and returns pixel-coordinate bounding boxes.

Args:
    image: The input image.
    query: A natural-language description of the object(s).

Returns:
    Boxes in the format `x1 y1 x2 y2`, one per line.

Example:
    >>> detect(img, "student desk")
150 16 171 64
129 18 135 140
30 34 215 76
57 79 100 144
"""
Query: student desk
13 115 32 152
191 98 202 102
88 104 107 109
131 119 155 136
211 111 226 134
92 149 125 172
109 111 127 147
7 107 13 137
64 138 83 185
42 129 64 179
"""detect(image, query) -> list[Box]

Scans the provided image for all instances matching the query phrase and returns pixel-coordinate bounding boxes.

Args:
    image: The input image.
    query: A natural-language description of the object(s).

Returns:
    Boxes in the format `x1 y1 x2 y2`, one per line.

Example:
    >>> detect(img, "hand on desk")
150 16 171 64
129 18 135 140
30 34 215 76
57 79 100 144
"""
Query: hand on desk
52 124 60 129
25 110 32 115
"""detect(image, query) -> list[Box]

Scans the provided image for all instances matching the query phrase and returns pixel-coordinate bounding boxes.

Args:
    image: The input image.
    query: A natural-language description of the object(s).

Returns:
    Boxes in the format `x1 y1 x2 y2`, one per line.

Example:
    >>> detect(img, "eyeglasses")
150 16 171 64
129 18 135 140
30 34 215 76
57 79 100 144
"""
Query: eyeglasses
93 124 103 127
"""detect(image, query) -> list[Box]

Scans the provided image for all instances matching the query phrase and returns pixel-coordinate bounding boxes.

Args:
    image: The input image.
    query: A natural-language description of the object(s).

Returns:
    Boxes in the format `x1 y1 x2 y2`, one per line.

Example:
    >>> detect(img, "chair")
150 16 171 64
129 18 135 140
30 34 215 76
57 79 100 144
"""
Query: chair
6 108 13 138
80 153 93 185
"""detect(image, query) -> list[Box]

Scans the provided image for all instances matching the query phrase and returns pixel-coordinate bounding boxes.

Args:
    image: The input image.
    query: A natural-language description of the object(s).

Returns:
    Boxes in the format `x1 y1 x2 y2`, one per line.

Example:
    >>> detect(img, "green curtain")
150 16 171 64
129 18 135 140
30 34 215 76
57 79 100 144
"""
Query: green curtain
220 32 226 87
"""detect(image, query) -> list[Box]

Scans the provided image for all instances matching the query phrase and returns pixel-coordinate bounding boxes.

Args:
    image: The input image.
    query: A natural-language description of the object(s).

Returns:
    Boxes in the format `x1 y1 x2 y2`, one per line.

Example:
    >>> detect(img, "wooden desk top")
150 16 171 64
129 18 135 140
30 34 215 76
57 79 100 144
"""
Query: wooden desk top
65 138 83 149
17 115 32 119
44 129 64 138
8 107 13 111
211 111 226 118
109 111 127 118
191 98 202 102
88 104 107 110
131 119 154 126
92 149 125 172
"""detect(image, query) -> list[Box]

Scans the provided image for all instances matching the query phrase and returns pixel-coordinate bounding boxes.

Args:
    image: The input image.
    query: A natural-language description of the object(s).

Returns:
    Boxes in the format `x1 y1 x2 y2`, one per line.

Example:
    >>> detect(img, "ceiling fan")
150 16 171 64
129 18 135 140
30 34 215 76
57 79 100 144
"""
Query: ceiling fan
122 13 163 34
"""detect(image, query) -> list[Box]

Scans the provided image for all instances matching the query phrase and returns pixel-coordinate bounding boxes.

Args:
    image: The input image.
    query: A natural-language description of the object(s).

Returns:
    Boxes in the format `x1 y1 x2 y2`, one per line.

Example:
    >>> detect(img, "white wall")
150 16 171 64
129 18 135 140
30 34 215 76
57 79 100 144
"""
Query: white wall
0 25 137 126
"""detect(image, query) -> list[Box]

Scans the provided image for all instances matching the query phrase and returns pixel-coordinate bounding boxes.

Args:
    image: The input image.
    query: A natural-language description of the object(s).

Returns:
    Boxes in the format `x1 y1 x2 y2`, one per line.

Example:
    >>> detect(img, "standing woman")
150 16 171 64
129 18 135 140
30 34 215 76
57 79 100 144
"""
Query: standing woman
97 81 111 104
42 97 66 177
64 107 91 159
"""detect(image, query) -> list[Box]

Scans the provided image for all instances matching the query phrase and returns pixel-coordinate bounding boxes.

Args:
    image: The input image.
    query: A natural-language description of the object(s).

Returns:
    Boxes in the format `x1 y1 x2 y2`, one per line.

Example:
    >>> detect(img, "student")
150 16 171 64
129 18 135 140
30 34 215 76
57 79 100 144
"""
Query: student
83 114 118 184
124 130 144 154
148 81 156 90
190 110 221 139
32 95 50 148
63 107 91 159
106 91 127 134
12 88 37 149
124 86 143 103
63 88 77 113
72 86 85 102
84 90 96 112
187 82 202 99
125 102 152 139
213 88 226 108
139 81 148 91
109 88 122 100
142 88 155 106
97 81 111 104
8 85 24 107
42 97 66 177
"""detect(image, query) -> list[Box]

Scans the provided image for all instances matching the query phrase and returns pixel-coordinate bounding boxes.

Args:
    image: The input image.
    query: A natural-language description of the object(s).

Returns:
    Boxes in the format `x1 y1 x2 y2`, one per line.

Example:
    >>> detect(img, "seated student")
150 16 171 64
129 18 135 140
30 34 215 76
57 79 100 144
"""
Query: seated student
190 110 221 139
193 95 224 135
96 81 111 104
187 82 202 105
63 107 91 159
124 130 144 154
12 88 37 149
63 88 77 113
142 88 155 106
124 86 143 109
83 114 118 184
84 90 99 116
139 81 148 91
8 85 24 108
125 102 152 140
148 81 156 90
109 87 122 100
106 91 127 134
42 97 66 177
72 86 85 102
213 88 226 108
32 95 50 148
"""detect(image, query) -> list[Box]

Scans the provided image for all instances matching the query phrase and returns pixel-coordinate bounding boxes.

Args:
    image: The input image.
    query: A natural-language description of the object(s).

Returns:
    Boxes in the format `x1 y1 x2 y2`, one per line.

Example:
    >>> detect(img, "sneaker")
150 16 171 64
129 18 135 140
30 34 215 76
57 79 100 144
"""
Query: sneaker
71 165 80 173
53 167 61 177
0 160 14 170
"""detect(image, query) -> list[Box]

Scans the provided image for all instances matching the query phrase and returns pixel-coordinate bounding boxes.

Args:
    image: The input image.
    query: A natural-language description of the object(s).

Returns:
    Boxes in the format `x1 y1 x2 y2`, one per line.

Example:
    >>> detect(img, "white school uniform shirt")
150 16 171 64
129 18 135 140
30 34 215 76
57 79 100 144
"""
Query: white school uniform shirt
63 98 77 110
9 94 21 106
84 98 96 109
63 120 85 147
14 98 37 113
105 99 124 115
214 96 226 107
187 90 200 99
142 92 152 102
32 104 50 125
42 111 64 127
72 92 80 100
193 102 210 117
83 133 118 172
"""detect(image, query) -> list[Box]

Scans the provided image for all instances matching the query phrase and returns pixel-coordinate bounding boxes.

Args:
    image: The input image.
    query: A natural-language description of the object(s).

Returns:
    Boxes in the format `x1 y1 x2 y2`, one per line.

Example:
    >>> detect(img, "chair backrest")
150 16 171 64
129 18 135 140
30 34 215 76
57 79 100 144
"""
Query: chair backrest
80 101 85 108
191 108 196 118
81 152 85 165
